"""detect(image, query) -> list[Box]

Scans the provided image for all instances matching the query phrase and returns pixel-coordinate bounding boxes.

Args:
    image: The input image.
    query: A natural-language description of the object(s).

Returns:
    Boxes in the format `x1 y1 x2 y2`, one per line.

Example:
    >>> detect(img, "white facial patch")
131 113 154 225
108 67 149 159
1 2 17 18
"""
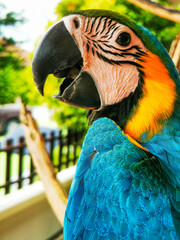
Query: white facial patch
62 15 85 54
63 15 147 108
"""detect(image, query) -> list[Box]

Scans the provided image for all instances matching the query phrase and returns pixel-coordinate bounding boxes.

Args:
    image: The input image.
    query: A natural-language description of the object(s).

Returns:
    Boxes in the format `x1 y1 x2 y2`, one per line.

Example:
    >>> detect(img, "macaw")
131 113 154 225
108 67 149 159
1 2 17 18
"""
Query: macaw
32 10 180 239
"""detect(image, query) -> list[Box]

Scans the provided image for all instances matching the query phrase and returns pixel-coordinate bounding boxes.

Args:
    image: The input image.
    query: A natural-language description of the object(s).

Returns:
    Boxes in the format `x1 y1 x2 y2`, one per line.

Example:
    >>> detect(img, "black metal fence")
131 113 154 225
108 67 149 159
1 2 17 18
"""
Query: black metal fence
0 130 85 196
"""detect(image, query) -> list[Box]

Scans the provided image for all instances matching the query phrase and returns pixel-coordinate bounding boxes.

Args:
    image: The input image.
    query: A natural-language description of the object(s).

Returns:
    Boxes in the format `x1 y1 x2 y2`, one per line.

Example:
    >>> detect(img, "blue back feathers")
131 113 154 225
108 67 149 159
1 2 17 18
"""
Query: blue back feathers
64 118 178 239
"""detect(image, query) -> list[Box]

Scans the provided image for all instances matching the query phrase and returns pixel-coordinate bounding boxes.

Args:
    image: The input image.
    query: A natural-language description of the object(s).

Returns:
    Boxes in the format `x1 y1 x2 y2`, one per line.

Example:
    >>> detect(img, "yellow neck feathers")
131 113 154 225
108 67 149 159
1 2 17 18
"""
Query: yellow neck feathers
124 51 177 141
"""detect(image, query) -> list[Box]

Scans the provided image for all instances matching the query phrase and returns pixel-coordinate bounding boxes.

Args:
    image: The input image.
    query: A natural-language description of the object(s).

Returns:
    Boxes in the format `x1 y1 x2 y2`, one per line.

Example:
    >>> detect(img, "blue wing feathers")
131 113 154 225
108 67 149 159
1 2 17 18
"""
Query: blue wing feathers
142 118 180 238
64 118 178 239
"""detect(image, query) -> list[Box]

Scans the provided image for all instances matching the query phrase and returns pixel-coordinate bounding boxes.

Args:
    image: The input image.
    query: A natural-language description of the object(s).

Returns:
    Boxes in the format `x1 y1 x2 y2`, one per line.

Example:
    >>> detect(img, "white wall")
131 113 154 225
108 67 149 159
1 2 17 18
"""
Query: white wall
0 166 76 240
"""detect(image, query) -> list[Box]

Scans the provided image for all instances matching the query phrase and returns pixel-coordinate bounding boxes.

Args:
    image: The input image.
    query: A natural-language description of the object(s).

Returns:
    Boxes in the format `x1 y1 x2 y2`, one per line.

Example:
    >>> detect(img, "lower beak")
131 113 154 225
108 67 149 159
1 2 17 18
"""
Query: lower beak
32 20 100 110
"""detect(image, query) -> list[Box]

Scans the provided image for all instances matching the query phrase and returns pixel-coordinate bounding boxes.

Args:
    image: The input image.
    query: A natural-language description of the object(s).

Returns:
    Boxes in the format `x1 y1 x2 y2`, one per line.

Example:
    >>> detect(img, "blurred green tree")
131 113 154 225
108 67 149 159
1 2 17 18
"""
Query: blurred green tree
2 1 178 129
0 4 24 70
0 4 41 105
0 4 24 104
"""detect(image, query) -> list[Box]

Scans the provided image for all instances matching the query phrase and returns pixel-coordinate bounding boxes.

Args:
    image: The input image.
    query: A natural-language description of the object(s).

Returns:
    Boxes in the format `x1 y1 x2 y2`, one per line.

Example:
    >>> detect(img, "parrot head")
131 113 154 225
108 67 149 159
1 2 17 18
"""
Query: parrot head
32 10 179 141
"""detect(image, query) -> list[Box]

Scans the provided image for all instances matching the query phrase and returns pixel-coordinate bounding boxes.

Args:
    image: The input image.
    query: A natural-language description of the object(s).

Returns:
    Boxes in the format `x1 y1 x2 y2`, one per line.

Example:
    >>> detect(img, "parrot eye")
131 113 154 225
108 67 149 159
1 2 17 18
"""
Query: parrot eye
116 32 131 47
73 18 80 29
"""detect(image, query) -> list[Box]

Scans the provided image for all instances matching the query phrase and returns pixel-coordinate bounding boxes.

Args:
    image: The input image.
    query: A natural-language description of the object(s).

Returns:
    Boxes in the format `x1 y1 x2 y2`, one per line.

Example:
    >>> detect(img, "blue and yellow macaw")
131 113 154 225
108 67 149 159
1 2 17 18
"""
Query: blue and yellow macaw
32 10 180 239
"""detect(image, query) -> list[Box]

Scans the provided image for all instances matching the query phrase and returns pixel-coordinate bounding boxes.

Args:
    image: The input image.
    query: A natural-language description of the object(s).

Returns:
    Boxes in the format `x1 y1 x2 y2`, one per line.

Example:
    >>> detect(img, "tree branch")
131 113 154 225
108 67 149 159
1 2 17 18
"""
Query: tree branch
20 103 68 226
169 32 180 73
126 0 180 23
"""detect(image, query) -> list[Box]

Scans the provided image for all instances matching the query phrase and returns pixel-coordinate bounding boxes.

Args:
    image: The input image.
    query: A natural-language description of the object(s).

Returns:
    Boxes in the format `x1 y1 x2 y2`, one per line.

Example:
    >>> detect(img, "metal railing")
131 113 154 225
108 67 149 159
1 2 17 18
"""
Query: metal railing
0 129 85 196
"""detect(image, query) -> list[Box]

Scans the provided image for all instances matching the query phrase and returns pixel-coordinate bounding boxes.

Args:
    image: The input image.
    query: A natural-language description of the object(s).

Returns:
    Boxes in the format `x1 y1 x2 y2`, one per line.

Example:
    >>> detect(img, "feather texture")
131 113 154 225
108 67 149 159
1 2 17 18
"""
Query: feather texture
64 118 178 239
141 113 180 237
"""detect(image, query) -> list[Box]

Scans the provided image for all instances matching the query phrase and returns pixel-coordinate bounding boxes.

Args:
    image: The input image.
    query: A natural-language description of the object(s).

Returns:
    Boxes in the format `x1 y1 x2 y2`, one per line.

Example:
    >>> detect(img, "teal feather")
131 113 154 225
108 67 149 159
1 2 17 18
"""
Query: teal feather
62 10 180 239
64 118 178 239
141 115 180 237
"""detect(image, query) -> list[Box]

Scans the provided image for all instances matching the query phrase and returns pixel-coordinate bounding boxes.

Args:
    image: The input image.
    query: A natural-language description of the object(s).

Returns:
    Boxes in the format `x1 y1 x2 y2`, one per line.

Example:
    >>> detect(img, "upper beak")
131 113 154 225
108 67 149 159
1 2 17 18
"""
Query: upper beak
32 20 101 110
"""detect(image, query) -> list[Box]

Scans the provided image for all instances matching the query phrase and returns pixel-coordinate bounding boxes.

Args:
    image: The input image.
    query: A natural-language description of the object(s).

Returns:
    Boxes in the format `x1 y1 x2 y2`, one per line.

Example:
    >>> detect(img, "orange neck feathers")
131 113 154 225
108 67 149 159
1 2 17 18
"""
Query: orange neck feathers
124 51 177 141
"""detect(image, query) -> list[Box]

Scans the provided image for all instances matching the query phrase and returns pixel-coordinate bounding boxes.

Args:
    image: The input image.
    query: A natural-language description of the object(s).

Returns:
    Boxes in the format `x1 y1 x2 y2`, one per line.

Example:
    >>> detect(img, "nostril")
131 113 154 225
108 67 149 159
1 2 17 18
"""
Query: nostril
73 18 80 29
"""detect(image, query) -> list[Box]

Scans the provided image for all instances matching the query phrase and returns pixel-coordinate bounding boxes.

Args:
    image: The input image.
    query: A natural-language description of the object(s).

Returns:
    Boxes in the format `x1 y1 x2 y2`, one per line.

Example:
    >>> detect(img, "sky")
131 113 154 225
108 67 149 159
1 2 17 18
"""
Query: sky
1 0 61 52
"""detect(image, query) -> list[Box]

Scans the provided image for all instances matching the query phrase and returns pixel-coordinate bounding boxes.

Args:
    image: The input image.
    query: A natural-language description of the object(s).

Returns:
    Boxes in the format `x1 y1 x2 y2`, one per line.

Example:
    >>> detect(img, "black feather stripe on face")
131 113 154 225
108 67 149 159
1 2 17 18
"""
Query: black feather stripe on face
83 16 146 123
83 17 146 69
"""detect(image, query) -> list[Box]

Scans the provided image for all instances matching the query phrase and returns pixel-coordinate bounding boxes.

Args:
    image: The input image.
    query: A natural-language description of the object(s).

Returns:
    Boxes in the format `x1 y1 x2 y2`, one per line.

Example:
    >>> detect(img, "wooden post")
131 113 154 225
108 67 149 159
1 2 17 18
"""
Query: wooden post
20 104 68 226
169 32 180 73
126 0 180 23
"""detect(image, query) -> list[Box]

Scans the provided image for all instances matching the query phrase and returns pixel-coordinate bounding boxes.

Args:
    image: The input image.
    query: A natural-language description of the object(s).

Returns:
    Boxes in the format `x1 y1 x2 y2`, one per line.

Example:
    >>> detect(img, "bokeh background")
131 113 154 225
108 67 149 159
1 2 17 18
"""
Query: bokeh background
1 0 180 134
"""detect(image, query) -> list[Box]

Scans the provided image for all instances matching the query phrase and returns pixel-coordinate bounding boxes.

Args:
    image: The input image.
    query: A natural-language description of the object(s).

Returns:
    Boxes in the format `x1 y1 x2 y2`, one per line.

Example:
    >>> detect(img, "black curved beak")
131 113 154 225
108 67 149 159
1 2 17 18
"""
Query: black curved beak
32 20 100 110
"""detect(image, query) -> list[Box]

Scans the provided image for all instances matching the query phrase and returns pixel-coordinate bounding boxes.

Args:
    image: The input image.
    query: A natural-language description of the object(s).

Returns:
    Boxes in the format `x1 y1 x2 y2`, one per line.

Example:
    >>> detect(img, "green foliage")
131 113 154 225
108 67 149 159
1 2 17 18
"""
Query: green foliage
16 66 43 105
0 4 39 105
0 4 25 70
0 65 41 105
42 74 88 130
56 0 85 19
52 104 88 130
0 65 19 104
0 11 24 25
0 48 23 70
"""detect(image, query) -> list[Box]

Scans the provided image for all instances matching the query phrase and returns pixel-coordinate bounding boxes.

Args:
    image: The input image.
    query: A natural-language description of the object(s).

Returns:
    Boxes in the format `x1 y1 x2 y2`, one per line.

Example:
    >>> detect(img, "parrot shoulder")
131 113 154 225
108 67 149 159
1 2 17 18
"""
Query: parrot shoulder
64 118 177 239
